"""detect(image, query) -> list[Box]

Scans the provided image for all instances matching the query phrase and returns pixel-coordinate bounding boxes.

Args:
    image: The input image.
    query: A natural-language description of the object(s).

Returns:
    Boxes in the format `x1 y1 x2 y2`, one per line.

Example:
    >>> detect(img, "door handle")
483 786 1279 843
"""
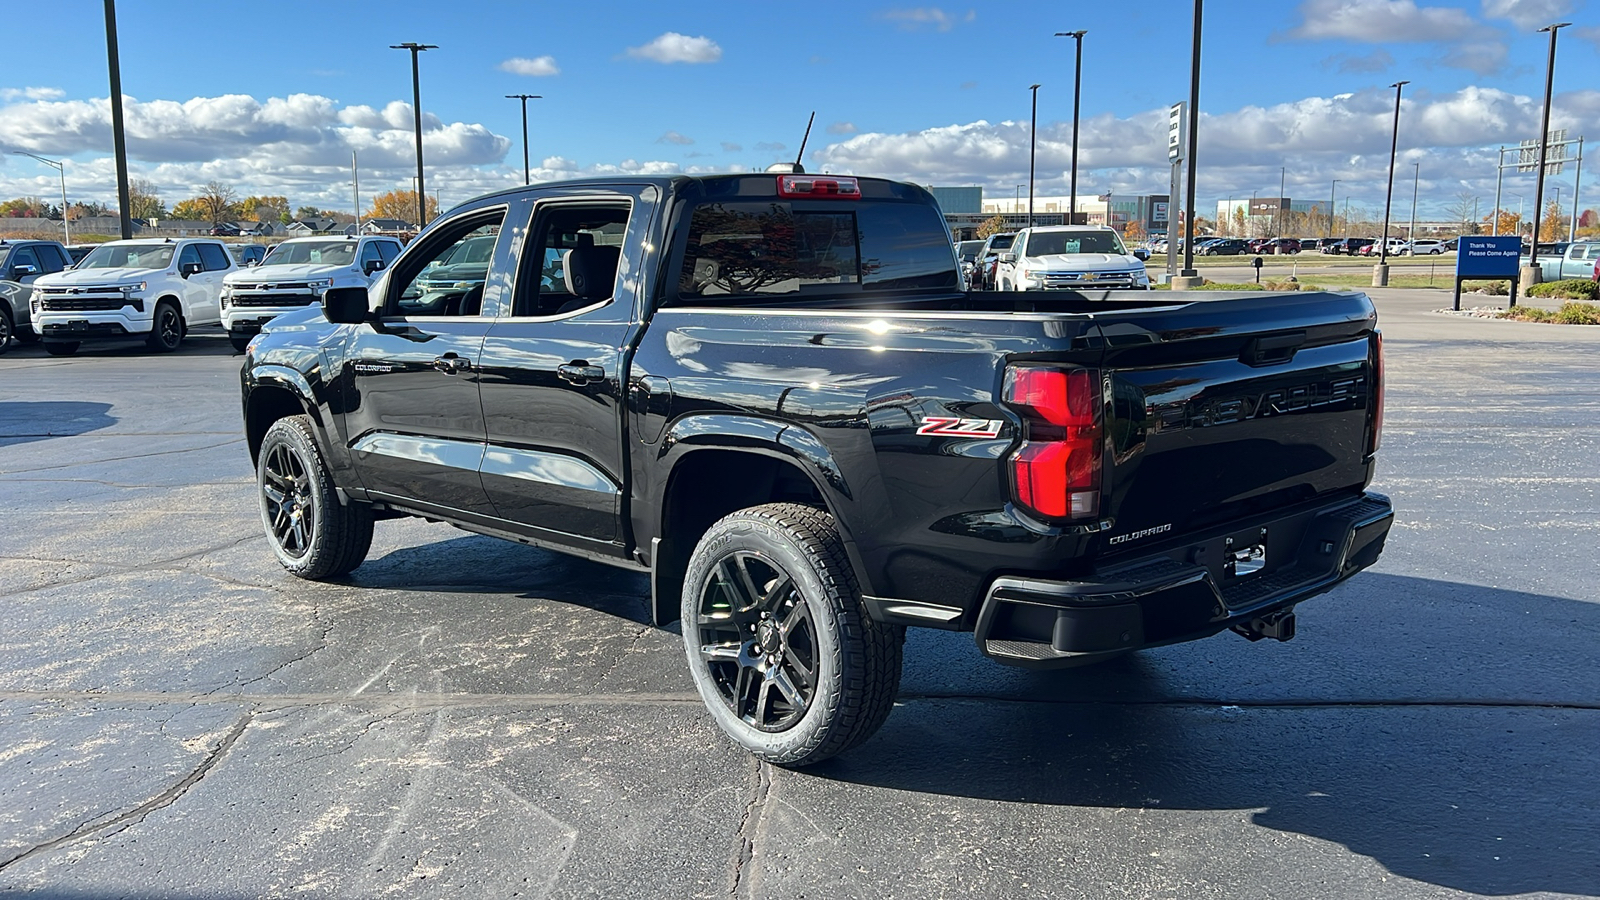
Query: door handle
557 362 605 385
432 354 471 375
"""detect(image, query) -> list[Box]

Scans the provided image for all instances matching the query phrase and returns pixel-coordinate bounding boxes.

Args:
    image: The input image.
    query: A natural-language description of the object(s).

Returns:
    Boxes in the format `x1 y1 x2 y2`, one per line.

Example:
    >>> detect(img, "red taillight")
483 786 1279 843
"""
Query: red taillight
1370 331 1384 455
776 175 861 199
1003 366 1102 521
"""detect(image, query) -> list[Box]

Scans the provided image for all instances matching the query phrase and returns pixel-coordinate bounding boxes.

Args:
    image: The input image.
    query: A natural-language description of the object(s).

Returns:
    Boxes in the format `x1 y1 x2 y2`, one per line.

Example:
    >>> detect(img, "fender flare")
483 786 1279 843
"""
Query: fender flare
248 364 321 423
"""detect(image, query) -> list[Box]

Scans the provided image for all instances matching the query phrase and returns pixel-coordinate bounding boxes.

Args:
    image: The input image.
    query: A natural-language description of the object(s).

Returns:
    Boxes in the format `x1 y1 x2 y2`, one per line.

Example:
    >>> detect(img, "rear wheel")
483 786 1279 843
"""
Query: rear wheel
43 341 79 356
682 503 903 767
257 415 373 579
146 301 183 352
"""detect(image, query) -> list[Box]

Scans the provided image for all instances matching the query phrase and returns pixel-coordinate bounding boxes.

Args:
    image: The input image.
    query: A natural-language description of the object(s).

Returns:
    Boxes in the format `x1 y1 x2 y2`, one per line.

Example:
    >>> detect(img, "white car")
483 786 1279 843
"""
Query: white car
30 238 235 355
996 225 1151 291
220 236 402 352
1400 239 1445 255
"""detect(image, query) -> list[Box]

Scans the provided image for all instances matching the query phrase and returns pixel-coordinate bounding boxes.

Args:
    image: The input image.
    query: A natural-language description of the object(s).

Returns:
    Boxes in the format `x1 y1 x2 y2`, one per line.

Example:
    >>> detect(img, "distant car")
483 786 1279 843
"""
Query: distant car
1440 238 1459 252
209 223 241 237
1199 238 1250 256
65 245 95 265
975 232 1018 290
1401 239 1445 255
955 240 985 284
1324 238 1375 255
1260 238 1301 255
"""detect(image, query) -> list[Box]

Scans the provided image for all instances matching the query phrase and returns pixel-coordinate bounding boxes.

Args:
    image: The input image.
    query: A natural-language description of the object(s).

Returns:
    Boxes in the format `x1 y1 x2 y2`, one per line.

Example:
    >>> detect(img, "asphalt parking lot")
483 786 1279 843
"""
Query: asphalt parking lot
1 289 1597 899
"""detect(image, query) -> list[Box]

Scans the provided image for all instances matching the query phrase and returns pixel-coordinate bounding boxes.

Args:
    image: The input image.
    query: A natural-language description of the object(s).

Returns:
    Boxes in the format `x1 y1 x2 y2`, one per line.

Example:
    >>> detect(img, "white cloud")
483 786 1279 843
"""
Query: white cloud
0 86 65 102
827 122 858 135
1480 0 1573 30
721 142 743 152
880 8 956 31
1436 41 1509 74
625 32 722 64
656 130 695 145
1286 0 1488 41
498 56 560 77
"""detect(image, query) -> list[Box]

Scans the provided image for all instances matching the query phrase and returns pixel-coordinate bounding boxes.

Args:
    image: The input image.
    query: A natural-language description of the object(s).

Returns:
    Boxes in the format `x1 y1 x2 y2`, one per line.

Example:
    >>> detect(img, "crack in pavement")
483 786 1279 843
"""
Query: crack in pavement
727 756 770 899
0 532 265 601
0 711 254 873
0 437 245 475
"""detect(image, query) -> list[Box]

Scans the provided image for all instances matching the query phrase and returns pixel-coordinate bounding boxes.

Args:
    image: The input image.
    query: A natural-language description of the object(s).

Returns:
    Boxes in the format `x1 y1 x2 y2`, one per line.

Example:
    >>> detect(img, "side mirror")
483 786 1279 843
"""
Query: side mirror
364 258 385 275
10 264 38 280
180 261 203 277
1133 248 1150 261
323 286 372 324
1000 252 1017 264
245 258 260 267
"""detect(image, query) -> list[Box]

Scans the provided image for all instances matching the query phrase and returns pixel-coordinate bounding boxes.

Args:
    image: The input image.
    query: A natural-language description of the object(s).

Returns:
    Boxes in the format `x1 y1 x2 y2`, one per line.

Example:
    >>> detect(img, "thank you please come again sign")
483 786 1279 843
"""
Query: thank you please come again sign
1456 236 1521 279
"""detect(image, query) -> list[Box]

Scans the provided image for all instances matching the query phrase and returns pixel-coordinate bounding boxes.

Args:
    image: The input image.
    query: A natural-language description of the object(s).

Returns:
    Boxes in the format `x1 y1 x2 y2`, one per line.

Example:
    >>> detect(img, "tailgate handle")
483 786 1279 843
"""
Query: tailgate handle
1243 331 1306 366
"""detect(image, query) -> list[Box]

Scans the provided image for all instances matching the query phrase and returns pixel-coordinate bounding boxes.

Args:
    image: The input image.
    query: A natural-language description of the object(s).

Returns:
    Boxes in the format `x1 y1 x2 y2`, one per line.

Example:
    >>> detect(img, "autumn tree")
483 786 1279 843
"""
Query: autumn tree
1123 220 1146 243
240 195 290 224
169 198 209 221
128 178 166 219
1536 198 1566 243
366 189 437 224
1485 209 1521 237
194 181 241 223
0 197 50 218
974 214 1008 239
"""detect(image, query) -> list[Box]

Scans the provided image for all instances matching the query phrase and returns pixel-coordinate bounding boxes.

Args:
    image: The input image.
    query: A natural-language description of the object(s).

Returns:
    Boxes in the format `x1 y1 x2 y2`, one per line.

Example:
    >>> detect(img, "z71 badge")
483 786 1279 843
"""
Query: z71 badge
917 416 1005 438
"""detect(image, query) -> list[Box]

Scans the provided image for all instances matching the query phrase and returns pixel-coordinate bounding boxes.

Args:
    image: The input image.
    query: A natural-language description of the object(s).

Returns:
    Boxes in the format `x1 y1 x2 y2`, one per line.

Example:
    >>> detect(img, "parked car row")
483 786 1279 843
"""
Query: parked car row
962 227 1151 291
0 235 403 355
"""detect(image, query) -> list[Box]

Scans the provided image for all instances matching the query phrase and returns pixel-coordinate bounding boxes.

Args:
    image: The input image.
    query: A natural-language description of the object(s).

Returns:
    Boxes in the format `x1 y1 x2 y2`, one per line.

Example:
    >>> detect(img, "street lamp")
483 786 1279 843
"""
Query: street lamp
1376 79 1409 284
1528 21 1569 275
1409 162 1419 241
103 0 132 239
390 42 437 227
1180 0 1203 279
1014 183 1024 214
1028 83 1041 228
11 151 69 245
1054 30 1087 222
1328 178 1338 238
505 94 542 185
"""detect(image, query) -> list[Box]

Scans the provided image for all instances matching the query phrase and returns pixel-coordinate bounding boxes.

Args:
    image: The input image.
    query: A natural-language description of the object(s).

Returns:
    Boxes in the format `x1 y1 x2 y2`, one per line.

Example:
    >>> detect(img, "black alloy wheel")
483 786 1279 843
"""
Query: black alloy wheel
696 550 820 733
682 503 903 766
256 415 373 579
147 301 183 352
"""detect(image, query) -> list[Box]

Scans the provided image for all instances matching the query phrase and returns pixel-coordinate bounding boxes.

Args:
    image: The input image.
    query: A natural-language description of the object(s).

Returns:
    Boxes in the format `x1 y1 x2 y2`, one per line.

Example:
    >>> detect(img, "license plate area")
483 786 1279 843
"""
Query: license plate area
1224 527 1267 580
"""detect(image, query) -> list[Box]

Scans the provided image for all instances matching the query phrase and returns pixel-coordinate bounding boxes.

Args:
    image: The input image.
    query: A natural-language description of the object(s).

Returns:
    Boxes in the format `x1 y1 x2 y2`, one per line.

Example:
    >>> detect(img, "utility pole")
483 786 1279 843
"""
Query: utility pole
1409 162 1419 242
103 0 132 239
391 42 437 228
505 94 541 185
1328 179 1338 238
12 152 70 244
1526 21 1569 285
1278 166 1286 238
1028 84 1041 228
1376 80 1408 286
1055 30 1087 223
1177 0 1203 285
352 151 361 232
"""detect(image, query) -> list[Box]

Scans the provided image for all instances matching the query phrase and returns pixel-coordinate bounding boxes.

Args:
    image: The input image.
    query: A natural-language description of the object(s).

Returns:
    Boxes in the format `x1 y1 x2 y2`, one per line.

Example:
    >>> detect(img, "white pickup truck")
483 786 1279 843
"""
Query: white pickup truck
995 225 1151 291
220 235 402 352
31 238 235 355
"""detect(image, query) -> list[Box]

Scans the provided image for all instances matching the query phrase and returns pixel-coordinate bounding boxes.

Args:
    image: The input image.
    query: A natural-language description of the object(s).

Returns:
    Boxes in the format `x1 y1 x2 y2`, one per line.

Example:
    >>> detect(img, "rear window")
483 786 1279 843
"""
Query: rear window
676 201 957 301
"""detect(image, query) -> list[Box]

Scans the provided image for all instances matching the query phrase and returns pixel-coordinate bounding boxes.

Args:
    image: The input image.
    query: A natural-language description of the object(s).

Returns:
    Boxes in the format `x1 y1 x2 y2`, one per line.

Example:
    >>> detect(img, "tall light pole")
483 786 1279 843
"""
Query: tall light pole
505 93 541 185
1409 162 1419 241
12 152 69 245
390 42 437 228
1054 30 1087 223
1328 178 1338 239
1028 83 1041 228
1179 0 1203 281
103 0 132 239
1376 79 1409 285
1277 165 1286 237
1014 184 1024 214
1527 21 1569 278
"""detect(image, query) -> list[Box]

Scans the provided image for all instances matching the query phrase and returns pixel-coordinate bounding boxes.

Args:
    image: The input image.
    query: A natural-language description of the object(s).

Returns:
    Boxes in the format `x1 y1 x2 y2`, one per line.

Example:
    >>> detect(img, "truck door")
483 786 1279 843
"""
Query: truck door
476 187 656 556
340 206 508 517
192 243 232 324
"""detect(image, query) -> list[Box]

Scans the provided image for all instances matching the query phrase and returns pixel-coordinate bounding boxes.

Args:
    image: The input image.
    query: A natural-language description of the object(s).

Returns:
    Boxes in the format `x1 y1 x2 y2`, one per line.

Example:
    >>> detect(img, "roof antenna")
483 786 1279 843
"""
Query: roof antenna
792 111 815 173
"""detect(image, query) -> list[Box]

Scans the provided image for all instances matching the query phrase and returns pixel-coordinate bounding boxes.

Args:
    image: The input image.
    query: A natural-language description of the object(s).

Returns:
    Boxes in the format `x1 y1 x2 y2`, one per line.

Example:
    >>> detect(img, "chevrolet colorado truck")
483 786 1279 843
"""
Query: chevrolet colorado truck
241 173 1393 765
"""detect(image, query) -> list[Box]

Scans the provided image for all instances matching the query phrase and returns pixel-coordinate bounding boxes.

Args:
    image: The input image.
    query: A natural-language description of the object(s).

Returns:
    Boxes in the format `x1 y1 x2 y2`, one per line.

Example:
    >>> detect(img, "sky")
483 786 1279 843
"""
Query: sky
1 0 1596 222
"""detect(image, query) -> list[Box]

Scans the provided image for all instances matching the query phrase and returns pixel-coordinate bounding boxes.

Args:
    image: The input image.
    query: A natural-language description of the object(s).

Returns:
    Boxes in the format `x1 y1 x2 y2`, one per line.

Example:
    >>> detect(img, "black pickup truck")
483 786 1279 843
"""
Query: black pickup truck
241 172 1392 765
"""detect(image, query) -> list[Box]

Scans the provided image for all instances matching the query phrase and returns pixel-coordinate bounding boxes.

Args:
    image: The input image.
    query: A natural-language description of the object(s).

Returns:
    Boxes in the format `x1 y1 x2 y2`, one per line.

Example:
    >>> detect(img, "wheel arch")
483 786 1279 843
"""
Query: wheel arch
245 366 322 464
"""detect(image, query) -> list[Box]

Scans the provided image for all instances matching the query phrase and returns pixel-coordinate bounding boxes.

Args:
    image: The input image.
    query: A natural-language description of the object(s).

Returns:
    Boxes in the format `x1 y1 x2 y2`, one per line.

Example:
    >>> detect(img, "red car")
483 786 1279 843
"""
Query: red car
1262 238 1301 255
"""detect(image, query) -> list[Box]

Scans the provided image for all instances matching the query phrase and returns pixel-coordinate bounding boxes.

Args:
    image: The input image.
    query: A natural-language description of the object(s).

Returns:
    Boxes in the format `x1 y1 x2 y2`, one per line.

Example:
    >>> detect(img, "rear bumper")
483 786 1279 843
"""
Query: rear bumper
973 492 1393 668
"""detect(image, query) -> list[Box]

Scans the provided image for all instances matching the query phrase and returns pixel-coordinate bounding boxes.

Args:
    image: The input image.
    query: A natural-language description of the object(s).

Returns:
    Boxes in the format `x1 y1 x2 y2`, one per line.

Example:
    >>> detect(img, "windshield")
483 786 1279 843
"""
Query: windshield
1025 231 1126 256
438 235 496 266
76 243 176 270
987 234 1016 252
261 241 357 267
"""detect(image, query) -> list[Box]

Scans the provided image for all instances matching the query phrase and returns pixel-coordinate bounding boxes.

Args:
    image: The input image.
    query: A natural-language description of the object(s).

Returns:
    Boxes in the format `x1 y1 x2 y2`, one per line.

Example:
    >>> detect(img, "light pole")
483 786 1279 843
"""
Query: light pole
1376 79 1408 285
505 93 541 185
1054 30 1087 223
103 0 132 239
1179 0 1203 282
1014 184 1024 214
1328 179 1338 238
1526 21 1569 282
12 152 70 244
1343 196 1350 237
390 42 437 228
1408 162 1419 242
1028 84 1041 228
1278 166 1286 237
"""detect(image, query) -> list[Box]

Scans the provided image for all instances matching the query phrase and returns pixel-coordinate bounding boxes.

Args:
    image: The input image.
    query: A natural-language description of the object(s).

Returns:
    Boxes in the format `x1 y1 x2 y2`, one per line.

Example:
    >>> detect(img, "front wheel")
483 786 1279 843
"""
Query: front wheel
146 301 184 352
682 503 903 767
257 415 373 579
0 307 13 354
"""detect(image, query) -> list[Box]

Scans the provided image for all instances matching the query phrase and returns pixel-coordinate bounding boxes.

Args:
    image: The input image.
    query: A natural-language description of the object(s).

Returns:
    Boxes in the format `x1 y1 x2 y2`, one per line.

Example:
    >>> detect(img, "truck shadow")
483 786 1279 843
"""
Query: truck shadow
0 401 116 446
815 573 1600 897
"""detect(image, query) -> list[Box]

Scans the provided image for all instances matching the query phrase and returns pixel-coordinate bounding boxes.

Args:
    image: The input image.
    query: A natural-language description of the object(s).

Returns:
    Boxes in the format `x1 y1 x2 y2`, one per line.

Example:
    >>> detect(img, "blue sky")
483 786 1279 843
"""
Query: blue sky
1 0 1596 221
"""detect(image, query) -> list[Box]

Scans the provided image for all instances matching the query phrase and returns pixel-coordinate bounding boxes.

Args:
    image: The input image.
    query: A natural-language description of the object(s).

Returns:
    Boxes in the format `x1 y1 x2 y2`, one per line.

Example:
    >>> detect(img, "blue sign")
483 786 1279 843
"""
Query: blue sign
1456 235 1522 278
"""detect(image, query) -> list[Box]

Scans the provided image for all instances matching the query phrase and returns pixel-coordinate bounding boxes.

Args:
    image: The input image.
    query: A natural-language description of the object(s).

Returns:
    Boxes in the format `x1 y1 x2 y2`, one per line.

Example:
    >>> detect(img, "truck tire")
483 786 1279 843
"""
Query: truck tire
43 341 79 356
682 503 903 766
146 300 184 352
257 415 373 579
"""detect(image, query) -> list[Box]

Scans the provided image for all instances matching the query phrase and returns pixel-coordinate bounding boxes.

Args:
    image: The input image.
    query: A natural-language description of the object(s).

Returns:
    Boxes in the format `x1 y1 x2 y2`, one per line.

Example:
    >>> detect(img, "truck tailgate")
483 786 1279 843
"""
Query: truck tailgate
1092 291 1377 558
